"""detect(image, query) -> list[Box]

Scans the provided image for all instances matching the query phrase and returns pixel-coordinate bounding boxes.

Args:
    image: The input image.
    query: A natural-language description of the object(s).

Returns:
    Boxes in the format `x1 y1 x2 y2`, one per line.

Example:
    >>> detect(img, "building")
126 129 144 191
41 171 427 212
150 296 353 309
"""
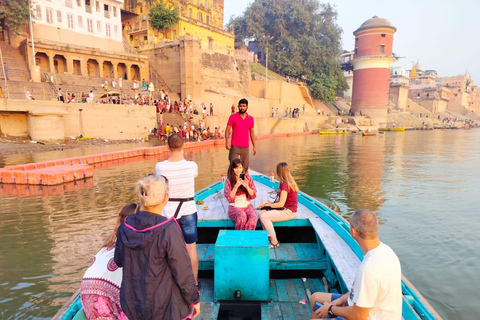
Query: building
122 0 234 54
340 50 354 101
389 67 410 110
350 16 397 119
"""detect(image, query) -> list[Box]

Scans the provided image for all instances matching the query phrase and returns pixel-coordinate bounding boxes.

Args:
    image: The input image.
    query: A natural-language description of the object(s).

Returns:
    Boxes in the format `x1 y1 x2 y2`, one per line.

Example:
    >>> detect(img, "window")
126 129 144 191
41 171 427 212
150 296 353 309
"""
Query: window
206 15 209 25
36 5 42 20
87 18 93 32
57 10 62 23
113 6 117 17
380 45 385 53
114 25 118 35
96 1 99 12
144 35 147 41
46 8 53 23
65 0 73 8
104 4 109 18
106 24 111 37
67 14 74 28
77 0 81 6
209 38 213 50
97 20 101 32
198 12 203 22
85 0 92 13
381 34 386 38
78 16 83 27
189 8 192 18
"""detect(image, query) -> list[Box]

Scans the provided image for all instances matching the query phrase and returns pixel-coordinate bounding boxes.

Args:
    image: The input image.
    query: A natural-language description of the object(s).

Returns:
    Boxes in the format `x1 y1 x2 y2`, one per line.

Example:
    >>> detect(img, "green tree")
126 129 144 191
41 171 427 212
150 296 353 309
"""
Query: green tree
148 1 179 31
227 15 249 49
231 0 347 101
0 0 31 40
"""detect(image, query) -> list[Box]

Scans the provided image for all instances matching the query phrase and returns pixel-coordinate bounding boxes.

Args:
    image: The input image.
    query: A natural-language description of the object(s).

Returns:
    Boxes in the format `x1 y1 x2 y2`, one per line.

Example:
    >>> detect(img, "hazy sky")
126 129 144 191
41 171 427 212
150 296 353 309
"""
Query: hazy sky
224 0 480 83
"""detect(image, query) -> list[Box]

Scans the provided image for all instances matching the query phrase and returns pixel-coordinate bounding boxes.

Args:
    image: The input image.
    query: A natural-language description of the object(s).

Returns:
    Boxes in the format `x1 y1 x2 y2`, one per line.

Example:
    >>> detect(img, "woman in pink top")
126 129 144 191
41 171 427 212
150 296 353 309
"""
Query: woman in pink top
259 162 299 249
224 158 258 230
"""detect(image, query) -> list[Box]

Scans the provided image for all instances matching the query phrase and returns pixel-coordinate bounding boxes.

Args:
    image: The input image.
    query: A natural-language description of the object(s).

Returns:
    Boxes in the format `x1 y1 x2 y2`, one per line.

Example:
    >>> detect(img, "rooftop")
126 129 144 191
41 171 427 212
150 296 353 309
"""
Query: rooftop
354 16 397 34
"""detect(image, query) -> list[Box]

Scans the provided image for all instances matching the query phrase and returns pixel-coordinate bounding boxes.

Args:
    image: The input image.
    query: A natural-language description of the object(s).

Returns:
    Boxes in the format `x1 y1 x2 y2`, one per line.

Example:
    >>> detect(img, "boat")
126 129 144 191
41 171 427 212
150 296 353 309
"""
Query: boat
362 132 377 136
378 127 406 132
52 171 441 320
318 128 349 135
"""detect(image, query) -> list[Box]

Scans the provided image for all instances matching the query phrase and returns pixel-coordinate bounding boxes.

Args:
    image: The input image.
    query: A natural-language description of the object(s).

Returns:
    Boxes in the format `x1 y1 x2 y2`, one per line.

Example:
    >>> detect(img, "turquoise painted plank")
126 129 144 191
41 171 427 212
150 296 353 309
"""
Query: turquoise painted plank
290 299 311 319
285 280 300 302
269 260 326 270
197 243 208 260
261 301 282 320
279 302 296 319
205 244 215 260
197 219 311 228
275 280 288 302
201 279 214 303
72 309 87 320
198 220 235 227
269 279 279 302
402 297 421 320
292 243 307 260
269 246 277 260
197 302 220 320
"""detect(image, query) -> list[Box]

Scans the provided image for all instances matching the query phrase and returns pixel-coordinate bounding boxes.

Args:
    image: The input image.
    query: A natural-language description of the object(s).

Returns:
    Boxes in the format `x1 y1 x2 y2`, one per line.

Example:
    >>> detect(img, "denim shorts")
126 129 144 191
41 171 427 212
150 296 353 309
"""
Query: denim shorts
177 212 198 244
328 293 348 320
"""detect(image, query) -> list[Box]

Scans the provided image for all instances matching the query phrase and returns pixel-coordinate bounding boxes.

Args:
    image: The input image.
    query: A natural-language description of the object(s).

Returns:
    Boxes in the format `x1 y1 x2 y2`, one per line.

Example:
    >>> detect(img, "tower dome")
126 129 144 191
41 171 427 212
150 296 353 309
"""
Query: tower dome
354 16 397 34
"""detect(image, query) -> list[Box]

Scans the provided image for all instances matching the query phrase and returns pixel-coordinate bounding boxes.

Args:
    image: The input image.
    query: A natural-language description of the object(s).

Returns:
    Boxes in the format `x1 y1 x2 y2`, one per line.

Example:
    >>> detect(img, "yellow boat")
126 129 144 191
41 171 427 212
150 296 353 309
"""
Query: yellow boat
319 129 349 135
378 127 406 132
362 132 377 136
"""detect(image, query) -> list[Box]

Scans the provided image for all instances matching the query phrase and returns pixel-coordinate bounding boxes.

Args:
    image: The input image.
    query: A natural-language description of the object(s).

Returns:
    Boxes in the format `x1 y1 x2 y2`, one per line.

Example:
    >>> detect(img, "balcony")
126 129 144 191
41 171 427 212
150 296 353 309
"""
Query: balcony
128 21 148 34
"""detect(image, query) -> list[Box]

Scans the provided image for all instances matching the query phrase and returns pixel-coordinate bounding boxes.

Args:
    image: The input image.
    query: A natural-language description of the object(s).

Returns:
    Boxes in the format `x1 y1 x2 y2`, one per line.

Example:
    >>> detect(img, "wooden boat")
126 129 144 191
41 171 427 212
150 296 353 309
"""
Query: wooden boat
53 171 441 320
378 127 406 132
362 132 377 136
319 128 349 135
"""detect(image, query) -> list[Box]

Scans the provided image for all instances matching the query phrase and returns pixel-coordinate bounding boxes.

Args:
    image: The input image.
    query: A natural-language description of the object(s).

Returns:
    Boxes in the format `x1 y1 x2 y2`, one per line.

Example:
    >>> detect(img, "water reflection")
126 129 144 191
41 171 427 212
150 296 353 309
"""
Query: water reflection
1 131 480 319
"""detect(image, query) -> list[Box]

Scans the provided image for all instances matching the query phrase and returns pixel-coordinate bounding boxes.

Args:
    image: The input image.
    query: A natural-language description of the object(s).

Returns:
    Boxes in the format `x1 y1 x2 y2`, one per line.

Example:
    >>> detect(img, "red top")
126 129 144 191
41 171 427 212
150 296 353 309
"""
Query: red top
279 181 298 212
227 113 254 148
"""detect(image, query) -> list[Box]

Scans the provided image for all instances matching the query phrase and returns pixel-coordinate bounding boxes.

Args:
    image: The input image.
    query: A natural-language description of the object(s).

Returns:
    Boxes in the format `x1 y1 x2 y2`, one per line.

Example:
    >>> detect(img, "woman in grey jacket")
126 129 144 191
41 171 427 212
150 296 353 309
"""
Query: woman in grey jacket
114 175 200 320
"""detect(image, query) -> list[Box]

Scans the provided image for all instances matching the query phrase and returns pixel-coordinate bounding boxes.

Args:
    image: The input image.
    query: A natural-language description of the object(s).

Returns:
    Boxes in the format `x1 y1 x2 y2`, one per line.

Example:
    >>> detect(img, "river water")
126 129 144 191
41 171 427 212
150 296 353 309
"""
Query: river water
1 130 479 319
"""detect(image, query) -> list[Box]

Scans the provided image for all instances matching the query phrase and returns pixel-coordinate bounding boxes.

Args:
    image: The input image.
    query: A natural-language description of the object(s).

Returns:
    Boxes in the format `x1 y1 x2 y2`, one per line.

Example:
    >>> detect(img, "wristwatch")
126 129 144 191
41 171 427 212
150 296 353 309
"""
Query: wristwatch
328 305 336 318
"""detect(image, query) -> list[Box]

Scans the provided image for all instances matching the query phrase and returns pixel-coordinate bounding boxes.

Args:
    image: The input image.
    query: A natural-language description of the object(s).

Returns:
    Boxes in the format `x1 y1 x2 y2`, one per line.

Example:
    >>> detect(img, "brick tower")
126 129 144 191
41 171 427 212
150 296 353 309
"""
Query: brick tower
351 16 396 118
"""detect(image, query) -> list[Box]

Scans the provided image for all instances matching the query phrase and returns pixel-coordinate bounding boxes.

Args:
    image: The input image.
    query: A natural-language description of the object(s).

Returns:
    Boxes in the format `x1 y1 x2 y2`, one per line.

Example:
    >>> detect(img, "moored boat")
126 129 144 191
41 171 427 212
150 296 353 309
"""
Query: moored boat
379 127 406 132
52 171 441 320
319 128 349 135
362 132 377 136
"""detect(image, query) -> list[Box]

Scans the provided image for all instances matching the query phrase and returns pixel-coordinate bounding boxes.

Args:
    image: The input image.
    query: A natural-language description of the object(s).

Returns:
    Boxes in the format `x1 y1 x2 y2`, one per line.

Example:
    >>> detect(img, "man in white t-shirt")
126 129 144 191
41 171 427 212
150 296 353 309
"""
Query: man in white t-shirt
155 133 199 287
310 209 402 320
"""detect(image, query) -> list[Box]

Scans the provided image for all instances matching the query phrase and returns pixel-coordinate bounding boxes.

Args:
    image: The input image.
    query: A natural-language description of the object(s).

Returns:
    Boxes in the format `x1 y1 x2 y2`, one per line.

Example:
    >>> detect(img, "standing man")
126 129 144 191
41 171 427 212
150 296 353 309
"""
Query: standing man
148 82 155 106
209 103 214 116
3 62 8 80
225 98 256 170
58 88 64 103
89 90 94 104
271 107 274 117
155 133 200 288
310 209 402 320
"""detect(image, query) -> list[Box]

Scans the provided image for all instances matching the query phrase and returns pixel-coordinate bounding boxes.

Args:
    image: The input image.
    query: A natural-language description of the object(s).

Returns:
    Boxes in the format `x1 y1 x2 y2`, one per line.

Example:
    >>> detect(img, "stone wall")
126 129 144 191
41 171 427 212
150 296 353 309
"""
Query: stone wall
0 113 28 137
201 53 250 95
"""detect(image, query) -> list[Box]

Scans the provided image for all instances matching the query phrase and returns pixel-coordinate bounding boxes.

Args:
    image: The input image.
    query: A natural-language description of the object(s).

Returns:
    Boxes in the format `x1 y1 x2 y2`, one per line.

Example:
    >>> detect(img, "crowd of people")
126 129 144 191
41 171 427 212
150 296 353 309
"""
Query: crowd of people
78 98 403 320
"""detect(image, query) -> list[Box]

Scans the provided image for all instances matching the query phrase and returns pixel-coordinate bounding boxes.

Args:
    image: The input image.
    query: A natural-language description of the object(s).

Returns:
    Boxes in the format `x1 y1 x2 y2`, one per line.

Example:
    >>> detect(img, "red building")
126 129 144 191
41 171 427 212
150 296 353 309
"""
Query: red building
351 16 397 117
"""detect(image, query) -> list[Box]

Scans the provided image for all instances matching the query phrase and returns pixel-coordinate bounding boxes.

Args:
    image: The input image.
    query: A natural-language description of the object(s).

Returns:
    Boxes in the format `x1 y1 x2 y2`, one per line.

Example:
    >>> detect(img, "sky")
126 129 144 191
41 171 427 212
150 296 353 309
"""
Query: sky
224 0 480 83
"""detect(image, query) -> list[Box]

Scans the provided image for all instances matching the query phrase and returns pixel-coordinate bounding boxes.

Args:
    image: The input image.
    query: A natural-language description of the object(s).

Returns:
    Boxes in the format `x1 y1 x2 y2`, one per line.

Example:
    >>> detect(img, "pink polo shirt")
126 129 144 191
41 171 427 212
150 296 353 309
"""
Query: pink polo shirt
227 113 254 148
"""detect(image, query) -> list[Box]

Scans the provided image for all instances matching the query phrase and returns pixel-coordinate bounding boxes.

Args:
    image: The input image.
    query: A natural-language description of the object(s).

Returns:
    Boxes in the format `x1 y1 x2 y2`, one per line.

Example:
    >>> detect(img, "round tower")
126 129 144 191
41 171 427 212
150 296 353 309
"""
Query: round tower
351 16 396 118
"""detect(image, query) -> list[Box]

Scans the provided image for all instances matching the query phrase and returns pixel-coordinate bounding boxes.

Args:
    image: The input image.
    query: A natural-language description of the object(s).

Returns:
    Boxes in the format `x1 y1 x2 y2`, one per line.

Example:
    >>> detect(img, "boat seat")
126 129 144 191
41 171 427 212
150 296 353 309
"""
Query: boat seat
198 243 327 271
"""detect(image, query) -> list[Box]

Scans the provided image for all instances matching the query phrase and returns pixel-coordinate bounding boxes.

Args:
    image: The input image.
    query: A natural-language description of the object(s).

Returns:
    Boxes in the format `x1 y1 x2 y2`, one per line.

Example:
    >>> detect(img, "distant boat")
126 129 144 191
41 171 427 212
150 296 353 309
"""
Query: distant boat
362 132 377 136
379 127 406 132
319 128 349 135
52 171 441 320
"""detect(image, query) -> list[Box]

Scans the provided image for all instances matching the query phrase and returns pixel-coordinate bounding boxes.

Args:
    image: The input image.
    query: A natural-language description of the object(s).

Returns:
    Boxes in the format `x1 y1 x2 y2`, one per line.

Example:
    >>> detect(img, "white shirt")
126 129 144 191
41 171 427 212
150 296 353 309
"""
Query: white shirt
155 160 198 219
348 242 402 320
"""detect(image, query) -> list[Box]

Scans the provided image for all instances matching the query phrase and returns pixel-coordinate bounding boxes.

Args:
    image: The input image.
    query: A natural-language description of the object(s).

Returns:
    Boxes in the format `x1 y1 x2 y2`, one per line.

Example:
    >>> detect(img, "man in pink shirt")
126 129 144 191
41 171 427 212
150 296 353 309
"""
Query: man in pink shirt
225 98 256 170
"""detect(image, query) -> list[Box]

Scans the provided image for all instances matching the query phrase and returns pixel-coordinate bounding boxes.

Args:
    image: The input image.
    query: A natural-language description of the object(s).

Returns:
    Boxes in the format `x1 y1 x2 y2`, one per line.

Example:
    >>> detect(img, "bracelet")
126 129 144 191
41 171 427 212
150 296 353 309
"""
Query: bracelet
328 305 336 318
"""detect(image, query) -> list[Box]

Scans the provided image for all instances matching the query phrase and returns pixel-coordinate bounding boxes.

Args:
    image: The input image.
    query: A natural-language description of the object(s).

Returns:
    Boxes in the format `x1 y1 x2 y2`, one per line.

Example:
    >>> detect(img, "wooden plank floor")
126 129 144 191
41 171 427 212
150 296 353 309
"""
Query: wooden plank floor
197 278 220 320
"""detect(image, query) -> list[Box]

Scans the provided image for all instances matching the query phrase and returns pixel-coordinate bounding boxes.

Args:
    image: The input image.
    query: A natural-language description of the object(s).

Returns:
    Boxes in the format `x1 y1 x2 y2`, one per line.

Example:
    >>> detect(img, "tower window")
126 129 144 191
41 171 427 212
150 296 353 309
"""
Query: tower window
381 34 386 38
380 45 385 53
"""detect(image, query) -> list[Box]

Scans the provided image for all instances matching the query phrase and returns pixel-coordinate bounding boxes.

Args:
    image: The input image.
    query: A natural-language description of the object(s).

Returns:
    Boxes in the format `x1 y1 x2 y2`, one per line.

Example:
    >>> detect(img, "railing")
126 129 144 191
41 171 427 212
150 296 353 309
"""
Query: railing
0 47 9 98
149 66 173 96
43 73 59 98
123 38 138 54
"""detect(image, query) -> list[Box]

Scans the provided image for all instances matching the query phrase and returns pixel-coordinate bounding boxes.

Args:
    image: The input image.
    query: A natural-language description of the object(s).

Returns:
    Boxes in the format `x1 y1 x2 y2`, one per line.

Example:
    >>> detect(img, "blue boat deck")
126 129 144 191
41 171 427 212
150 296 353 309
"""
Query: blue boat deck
198 243 327 271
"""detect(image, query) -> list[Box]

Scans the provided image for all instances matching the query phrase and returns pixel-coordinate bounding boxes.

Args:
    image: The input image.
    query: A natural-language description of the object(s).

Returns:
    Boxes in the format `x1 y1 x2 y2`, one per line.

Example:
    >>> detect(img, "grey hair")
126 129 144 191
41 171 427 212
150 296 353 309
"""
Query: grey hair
136 175 169 208
350 209 378 240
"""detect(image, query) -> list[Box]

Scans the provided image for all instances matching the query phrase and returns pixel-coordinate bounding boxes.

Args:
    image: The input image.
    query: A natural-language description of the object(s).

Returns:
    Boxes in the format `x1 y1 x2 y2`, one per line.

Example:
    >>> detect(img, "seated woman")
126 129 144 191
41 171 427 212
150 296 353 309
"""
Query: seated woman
114 175 200 320
224 158 258 230
259 162 299 249
81 203 137 320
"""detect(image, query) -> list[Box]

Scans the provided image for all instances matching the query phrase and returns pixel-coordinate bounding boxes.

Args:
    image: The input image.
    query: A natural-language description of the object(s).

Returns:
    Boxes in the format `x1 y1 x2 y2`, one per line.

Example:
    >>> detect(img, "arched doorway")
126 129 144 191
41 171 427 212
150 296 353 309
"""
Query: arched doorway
53 55 67 73
103 61 114 79
130 64 140 81
87 59 100 77
117 63 127 80
35 52 50 73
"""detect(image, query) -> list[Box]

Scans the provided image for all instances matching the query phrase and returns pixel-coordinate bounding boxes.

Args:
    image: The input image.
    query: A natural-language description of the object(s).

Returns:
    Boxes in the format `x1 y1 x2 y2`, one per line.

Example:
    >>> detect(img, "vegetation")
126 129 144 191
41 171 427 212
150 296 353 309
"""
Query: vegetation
227 0 348 102
0 0 31 37
249 62 284 81
148 1 179 31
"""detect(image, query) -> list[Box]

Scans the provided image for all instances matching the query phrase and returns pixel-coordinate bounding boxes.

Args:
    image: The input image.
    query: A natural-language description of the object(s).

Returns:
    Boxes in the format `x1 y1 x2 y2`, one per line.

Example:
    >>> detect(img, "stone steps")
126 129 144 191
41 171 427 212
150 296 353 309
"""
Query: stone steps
0 41 31 82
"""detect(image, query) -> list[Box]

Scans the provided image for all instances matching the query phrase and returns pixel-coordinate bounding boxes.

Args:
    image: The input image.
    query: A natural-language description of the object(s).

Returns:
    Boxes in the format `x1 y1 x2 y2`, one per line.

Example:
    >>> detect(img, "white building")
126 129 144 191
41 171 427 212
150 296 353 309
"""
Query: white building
32 0 124 51
340 50 354 100
390 66 410 86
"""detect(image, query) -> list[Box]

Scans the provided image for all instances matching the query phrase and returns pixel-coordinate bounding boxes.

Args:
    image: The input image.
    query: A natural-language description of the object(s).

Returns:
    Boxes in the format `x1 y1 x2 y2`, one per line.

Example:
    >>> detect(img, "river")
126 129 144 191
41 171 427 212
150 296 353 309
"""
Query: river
1 130 479 319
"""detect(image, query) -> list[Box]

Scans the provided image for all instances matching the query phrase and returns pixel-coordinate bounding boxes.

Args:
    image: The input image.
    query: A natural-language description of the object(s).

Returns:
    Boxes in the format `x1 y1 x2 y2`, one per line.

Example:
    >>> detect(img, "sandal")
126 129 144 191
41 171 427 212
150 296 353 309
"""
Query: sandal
269 241 280 249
